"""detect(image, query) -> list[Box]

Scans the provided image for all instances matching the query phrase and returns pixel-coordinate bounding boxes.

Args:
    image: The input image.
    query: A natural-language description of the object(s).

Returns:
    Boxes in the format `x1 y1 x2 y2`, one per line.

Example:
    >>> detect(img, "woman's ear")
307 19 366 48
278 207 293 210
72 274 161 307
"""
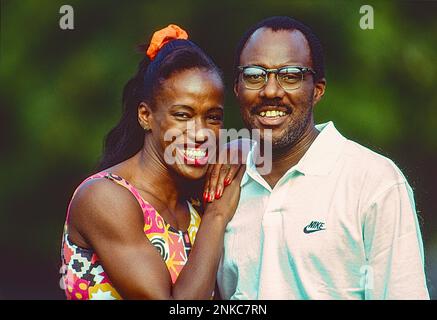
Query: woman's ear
138 102 153 131
233 80 239 98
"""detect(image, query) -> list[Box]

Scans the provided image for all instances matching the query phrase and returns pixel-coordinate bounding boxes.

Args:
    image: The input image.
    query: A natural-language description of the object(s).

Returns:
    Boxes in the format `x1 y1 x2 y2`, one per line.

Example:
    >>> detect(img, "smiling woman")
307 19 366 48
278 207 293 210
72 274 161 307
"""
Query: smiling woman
144 68 224 173
59 24 243 300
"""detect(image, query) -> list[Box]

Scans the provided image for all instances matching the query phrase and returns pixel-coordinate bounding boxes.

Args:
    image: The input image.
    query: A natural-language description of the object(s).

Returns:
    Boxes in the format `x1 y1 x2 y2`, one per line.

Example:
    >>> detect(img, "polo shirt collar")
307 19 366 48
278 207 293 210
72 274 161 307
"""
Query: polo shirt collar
294 121 347 176
242 121 347 187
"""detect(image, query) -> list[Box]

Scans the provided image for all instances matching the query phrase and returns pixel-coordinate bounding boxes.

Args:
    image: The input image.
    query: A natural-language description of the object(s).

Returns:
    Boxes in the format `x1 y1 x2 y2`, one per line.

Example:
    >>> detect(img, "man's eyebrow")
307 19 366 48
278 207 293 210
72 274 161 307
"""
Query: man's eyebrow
243 61 304 68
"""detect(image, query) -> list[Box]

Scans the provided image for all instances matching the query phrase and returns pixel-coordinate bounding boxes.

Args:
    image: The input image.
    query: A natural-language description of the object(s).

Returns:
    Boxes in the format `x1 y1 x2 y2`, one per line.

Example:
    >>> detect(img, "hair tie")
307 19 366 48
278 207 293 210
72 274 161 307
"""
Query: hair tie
146 24 189 60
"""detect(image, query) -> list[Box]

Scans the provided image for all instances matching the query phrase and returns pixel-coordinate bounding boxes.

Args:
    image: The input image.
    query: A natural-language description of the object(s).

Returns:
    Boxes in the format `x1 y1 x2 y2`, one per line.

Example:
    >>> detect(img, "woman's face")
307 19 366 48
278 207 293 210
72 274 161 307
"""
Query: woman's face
144 68 224 180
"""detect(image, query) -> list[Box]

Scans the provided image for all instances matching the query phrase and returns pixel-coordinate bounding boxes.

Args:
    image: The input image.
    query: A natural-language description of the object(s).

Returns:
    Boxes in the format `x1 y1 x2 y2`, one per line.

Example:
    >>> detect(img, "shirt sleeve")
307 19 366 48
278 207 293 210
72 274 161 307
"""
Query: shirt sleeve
362 181 429 299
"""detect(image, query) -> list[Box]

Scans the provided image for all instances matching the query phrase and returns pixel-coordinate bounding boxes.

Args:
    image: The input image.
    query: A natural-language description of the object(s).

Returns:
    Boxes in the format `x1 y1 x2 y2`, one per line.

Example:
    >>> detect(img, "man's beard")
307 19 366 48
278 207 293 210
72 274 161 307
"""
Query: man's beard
270 107 313 151
242 96 314 152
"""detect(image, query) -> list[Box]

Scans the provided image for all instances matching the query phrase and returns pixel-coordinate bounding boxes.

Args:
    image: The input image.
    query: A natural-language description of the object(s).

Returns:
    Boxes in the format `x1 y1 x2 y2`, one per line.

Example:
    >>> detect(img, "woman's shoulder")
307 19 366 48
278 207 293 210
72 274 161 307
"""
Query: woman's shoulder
69 173 144 232
77 172 140 205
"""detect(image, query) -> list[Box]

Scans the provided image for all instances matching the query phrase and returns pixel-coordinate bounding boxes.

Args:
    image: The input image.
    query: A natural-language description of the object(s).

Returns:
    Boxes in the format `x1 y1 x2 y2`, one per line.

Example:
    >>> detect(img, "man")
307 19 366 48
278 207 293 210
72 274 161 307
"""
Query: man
216 16 429 299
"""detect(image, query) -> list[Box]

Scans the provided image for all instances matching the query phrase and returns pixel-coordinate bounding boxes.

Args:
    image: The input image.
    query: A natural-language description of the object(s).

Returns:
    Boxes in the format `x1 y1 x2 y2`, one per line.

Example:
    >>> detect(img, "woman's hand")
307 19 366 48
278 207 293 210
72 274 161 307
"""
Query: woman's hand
203 138 252 203
204 165 245 223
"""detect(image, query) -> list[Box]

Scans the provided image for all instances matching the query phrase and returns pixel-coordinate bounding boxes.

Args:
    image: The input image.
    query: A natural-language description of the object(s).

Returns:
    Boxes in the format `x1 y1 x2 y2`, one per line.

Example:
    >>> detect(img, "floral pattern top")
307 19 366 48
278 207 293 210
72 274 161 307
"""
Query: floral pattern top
60 172 201 300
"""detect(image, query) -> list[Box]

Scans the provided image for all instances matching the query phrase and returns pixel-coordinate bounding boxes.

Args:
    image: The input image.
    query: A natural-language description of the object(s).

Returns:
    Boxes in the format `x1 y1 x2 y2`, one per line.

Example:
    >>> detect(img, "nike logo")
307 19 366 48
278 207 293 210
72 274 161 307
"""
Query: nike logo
303 221 326 234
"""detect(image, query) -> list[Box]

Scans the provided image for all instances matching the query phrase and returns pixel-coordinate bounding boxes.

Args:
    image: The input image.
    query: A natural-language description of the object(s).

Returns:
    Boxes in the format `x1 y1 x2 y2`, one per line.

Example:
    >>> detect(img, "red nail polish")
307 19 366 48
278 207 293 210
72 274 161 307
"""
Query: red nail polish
224 178 230 186
215 189 222 199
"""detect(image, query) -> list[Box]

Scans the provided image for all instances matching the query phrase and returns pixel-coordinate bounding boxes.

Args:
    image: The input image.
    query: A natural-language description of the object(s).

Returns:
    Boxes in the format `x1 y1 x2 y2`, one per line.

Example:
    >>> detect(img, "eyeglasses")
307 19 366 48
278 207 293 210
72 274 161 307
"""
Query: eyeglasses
237 65 316 91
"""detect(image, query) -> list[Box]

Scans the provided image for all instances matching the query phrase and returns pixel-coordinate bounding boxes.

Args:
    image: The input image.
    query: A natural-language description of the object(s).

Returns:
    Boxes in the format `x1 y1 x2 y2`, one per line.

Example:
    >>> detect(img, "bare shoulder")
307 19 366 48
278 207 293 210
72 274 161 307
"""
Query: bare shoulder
68 177 144 243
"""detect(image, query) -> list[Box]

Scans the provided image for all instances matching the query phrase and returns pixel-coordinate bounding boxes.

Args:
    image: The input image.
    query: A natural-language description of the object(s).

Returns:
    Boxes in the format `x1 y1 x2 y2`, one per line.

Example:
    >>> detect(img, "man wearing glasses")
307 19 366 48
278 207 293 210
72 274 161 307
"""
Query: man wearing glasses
216 16 429 299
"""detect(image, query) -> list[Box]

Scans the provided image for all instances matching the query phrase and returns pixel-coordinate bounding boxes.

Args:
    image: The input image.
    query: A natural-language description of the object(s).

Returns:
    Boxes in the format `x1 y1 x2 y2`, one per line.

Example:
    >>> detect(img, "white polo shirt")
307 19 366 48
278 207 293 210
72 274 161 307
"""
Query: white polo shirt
217 121 429 300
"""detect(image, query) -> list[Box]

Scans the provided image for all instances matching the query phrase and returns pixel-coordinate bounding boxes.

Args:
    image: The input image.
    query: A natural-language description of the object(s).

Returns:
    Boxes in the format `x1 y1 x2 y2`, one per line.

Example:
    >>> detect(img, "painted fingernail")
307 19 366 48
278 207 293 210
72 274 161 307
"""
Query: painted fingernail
203 192 208 202
215 189 222 199
224 178 231 186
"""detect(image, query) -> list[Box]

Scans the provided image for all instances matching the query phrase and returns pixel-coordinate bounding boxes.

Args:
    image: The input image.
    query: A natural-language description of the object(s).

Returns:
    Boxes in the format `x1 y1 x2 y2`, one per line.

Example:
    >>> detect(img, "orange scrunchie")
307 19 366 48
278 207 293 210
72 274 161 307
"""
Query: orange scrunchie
146 24 189 60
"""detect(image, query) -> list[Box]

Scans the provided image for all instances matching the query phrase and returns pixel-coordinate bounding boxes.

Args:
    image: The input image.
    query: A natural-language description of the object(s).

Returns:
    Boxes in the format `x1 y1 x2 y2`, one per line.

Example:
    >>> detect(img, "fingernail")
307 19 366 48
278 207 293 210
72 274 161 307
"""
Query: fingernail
224 178 231 186
203 192 207 202
209 193 214 202
215 189 222 199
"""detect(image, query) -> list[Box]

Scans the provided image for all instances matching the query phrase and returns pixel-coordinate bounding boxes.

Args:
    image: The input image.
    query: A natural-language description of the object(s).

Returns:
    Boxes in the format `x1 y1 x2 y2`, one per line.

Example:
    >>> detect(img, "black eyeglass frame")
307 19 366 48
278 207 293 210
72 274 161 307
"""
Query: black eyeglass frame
237 65 316 90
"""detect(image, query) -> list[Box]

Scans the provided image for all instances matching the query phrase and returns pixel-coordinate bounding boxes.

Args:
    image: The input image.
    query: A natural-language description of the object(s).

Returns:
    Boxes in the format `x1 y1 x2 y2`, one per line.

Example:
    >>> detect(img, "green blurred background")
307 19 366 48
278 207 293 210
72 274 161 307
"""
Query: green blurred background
1 0 436 299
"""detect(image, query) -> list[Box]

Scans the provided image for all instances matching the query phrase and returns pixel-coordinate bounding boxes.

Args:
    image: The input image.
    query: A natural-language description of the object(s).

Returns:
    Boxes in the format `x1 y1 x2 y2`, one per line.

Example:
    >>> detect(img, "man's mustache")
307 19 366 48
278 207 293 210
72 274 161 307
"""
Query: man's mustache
251 100 293 115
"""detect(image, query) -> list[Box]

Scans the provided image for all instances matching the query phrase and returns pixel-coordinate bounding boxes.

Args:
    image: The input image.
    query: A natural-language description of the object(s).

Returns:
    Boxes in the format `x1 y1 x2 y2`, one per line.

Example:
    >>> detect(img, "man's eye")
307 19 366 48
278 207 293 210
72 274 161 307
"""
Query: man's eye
280 73 300 83
245 73 264 81
243 68 265 83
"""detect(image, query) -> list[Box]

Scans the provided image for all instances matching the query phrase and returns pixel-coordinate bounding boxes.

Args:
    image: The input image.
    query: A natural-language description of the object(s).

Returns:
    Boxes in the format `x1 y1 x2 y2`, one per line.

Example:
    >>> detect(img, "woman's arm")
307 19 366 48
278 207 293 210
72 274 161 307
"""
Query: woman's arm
69 170 243 299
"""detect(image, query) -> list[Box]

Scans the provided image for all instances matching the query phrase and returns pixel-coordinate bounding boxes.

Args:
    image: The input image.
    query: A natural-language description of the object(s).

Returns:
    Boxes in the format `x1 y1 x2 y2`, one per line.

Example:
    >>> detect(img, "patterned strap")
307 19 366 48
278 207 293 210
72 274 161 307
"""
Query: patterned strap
104 173 203 228
65 171 148 221
65 172 107 223
102 172 153 213
66 171 202 228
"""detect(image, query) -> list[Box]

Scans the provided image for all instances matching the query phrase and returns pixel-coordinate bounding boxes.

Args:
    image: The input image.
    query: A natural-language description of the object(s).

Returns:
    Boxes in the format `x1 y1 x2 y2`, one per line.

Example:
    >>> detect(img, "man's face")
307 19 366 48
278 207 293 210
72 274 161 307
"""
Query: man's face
235 27 325 150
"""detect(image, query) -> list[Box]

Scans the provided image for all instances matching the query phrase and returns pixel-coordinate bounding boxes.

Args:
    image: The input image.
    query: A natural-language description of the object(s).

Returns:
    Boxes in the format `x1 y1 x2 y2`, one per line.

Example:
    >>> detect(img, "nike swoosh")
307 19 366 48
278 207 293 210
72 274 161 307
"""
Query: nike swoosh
303 226 326 234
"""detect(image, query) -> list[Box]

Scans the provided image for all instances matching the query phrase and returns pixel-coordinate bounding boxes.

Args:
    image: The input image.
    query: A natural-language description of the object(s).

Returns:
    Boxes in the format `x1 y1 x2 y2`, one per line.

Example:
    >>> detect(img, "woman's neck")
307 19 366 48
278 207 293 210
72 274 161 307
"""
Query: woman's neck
127 137 182 212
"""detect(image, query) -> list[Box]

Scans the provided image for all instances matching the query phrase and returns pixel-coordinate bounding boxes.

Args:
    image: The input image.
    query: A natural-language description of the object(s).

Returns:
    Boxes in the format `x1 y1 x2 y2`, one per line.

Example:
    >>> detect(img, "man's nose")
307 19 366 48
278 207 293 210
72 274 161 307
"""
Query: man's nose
260 73 284 99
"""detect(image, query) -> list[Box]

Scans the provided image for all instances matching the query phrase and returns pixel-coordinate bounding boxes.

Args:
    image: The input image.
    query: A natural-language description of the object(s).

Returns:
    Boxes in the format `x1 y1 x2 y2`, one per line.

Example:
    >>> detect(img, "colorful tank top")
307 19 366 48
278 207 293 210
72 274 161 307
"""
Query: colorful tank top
60 172 202 300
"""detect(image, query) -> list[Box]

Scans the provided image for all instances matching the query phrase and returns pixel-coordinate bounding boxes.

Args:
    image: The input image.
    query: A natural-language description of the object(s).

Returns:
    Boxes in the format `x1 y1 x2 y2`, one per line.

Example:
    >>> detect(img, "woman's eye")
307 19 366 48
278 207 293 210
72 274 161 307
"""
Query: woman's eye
208 114 223 121
174 112 190 119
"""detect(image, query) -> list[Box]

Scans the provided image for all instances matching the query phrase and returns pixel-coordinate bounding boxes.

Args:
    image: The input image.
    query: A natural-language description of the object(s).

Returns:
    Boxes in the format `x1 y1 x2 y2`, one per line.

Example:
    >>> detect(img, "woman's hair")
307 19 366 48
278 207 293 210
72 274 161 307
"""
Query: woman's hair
97 38 223 171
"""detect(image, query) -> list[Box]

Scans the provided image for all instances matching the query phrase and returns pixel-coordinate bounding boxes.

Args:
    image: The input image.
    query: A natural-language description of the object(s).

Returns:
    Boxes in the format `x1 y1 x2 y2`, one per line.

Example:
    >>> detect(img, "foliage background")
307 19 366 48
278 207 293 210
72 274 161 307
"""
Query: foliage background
1 0 436 299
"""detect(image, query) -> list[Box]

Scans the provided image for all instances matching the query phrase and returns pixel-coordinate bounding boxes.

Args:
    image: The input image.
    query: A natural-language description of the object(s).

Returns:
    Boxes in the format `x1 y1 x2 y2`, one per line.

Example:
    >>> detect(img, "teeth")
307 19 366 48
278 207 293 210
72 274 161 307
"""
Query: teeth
259 110 287 117
183 148 206 159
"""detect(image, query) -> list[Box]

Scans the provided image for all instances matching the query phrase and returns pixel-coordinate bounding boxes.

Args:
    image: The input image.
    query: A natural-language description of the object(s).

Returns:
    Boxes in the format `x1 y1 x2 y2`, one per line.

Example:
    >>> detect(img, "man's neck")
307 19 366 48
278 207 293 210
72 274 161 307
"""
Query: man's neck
261 125 319 188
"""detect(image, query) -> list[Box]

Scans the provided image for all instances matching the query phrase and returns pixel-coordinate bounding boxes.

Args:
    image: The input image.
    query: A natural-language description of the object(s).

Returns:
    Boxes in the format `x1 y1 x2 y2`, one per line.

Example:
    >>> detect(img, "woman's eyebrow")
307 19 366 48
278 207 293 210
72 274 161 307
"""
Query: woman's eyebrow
170 105 224 113
170 104 195 111
207 106 224 113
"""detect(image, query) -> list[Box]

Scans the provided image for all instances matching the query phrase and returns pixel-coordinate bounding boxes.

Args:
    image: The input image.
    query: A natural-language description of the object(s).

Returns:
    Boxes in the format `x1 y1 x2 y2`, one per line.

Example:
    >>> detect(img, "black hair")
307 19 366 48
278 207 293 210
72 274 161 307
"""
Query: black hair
234 16 325 83
97 38 223 171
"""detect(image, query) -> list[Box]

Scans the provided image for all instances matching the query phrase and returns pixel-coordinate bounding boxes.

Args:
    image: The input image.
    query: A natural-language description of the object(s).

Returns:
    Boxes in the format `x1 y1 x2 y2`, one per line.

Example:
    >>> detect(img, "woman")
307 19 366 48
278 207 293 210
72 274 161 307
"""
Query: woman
60 24 242 300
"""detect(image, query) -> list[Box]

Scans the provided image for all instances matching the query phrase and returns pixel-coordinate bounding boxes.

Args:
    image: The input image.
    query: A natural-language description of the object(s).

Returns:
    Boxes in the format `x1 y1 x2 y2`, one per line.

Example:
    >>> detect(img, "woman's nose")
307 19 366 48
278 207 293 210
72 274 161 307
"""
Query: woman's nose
187 119 209 143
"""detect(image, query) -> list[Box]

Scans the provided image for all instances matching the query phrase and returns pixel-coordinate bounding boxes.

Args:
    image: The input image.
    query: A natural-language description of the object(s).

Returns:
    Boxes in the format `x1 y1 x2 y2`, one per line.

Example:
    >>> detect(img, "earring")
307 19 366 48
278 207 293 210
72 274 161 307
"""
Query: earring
139 118 150 131
139 121 150 131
